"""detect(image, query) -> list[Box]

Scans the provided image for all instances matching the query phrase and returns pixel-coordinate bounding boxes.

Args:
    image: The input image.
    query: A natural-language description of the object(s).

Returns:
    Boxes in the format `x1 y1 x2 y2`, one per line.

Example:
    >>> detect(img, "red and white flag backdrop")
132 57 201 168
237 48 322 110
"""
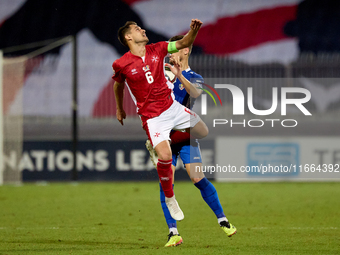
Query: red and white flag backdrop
0 0 301 117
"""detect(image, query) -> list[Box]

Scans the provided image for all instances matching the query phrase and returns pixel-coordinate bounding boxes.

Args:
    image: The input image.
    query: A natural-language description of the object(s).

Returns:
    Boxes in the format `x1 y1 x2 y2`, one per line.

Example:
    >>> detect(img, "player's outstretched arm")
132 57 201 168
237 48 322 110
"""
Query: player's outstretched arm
113 81 126 125
175 19 203 50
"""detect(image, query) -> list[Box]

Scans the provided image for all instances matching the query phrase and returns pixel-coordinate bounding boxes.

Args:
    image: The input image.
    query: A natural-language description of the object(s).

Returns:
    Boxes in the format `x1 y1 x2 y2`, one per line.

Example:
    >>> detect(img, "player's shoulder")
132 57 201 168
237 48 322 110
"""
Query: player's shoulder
112 52 132 69
185 68 204 80
147 41 168 47
188 69 203 79
146 41 168 50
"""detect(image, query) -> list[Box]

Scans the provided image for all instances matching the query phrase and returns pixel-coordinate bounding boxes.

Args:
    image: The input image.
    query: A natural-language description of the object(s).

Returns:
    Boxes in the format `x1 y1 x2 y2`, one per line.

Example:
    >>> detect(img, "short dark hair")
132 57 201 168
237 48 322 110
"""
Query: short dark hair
169 35 192 55
118 21 137 47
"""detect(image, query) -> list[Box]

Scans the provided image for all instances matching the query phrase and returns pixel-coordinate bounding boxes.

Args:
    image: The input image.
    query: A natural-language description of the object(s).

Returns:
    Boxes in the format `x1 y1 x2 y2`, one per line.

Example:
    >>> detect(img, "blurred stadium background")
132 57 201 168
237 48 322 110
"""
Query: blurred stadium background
1 0 340 183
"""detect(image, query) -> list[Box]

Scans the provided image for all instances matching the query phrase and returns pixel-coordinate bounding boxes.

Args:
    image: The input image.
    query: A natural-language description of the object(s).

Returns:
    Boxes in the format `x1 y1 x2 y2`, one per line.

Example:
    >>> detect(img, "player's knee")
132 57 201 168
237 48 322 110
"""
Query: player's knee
191 177 203 183
157 150 172 161
194 121 209 139
155 140 172 161
201 124 209 138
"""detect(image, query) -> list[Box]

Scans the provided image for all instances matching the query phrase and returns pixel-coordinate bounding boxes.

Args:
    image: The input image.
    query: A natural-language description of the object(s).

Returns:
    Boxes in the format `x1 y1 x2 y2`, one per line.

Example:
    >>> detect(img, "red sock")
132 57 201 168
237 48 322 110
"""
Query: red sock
170 130 192 145
157 159 174 198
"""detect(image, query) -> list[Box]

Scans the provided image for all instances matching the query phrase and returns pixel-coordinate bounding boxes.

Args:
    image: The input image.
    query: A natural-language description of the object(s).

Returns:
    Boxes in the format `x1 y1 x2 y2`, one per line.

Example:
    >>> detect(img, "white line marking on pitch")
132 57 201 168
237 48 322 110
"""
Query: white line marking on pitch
251 227 338 230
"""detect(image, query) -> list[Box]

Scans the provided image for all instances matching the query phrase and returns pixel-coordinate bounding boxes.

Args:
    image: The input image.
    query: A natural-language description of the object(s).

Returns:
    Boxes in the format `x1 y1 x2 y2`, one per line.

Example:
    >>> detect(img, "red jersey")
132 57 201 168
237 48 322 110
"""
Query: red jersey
112 41 174 118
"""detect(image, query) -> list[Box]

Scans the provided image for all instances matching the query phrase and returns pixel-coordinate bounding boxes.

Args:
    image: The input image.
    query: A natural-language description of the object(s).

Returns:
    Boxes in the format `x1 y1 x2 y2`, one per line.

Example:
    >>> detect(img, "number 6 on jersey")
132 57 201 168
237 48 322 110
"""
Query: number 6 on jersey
145 71 154 84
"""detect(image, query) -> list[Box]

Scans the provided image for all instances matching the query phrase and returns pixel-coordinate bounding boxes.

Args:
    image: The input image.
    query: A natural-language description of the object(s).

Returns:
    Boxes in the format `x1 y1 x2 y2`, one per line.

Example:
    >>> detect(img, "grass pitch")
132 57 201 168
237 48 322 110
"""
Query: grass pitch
0 181 339 254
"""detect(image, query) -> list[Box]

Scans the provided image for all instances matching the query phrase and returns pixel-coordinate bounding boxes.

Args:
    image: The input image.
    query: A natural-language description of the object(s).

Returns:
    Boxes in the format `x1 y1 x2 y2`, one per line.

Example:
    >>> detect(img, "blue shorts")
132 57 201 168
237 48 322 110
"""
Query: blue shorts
171 140 202 167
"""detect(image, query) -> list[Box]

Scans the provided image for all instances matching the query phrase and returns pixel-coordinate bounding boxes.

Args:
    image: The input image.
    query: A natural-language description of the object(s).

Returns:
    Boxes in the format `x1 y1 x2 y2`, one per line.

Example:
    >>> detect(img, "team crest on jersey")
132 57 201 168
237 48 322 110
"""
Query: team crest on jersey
151 56 159 63
179 83 185 90
142 65 150 72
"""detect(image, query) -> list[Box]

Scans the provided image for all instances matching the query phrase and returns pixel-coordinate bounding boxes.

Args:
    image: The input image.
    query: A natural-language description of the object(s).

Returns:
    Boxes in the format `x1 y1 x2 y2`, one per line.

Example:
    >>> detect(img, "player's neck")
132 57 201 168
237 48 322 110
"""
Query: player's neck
129 42 147 57
181 59 189 71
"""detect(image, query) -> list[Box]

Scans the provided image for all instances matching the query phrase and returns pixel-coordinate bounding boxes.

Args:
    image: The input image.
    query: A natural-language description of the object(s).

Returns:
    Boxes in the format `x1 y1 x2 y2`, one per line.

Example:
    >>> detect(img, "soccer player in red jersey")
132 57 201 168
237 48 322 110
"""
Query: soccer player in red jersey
112 19 208 221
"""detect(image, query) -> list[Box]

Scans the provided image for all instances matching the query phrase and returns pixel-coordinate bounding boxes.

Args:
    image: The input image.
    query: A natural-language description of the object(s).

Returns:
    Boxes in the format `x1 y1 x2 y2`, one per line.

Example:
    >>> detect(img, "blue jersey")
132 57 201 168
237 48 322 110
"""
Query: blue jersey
172 68 204 109
170 67 204 167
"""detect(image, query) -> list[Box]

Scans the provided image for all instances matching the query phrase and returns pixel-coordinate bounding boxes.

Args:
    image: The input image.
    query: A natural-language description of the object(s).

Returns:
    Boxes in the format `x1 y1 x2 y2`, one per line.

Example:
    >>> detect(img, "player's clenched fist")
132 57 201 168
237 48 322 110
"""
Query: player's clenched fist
116 109 126 125
190 19 203 31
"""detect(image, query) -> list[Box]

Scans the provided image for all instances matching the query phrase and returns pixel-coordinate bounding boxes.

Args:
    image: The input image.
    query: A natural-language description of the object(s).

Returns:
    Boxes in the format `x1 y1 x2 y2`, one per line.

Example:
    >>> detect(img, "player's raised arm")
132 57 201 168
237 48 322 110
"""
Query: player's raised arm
113 81 126 125
175 19 203 50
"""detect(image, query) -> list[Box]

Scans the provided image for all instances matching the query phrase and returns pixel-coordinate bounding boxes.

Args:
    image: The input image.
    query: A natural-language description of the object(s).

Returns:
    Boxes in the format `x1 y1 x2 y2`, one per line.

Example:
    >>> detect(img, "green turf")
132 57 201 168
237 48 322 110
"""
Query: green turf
0 182 339 254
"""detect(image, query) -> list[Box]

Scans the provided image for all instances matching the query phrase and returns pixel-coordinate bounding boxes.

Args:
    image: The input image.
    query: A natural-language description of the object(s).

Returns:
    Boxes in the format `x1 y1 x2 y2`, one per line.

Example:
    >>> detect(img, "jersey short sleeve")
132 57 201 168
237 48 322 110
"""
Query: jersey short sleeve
153 41 173 57
112 60 125 83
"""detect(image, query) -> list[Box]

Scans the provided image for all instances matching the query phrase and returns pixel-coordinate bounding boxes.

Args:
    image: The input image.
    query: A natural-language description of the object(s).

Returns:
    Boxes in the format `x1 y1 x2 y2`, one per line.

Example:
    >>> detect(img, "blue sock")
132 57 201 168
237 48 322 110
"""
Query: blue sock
160 183 177 229
194 177 226 219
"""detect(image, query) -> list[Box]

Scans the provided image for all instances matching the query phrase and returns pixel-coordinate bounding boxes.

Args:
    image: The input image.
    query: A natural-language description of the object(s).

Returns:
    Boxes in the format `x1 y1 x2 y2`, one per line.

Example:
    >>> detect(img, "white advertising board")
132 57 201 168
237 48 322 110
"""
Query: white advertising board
214 137 340 181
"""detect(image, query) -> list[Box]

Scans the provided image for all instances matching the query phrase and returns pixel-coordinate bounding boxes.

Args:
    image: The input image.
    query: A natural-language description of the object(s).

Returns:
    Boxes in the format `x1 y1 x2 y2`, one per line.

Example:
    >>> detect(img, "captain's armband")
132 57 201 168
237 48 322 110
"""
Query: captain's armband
167 41 179 54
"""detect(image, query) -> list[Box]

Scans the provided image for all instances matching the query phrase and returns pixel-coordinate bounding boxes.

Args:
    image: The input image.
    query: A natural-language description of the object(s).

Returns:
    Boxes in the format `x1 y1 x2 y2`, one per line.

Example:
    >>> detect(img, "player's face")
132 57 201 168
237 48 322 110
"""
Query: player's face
128 24 149 44
169 48 187 64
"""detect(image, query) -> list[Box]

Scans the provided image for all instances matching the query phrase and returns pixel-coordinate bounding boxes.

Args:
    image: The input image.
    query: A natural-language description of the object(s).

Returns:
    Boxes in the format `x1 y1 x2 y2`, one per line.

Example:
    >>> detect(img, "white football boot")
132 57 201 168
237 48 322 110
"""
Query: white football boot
165 195 184 221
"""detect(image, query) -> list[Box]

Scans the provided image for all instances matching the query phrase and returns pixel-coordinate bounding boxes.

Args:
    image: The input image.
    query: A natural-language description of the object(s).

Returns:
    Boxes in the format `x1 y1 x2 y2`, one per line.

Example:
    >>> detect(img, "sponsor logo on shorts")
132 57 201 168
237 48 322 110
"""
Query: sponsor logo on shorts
154 132 160 137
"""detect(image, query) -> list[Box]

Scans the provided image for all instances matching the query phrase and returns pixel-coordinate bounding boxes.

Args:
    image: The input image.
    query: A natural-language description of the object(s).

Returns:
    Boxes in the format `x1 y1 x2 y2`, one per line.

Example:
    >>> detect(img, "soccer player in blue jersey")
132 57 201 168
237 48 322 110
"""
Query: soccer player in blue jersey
146 35 237 247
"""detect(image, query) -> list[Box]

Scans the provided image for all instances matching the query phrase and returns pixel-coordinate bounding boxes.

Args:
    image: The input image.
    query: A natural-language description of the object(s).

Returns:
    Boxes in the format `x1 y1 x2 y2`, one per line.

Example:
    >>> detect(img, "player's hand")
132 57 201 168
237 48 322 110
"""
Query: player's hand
116 109 126 125
165 56 182 77
190 19 203 32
